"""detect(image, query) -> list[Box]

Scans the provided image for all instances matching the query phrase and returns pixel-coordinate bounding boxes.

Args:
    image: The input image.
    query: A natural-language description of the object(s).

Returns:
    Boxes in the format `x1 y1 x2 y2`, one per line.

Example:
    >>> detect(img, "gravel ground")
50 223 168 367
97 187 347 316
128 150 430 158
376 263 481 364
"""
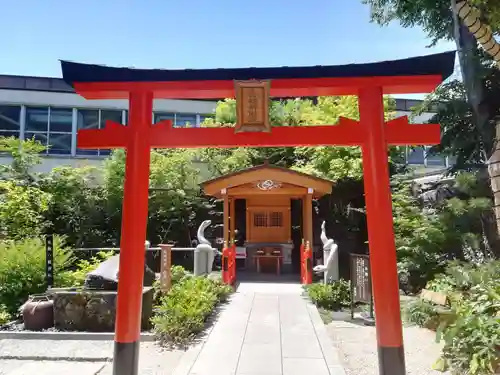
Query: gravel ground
0 340 184 375
326 320 451 375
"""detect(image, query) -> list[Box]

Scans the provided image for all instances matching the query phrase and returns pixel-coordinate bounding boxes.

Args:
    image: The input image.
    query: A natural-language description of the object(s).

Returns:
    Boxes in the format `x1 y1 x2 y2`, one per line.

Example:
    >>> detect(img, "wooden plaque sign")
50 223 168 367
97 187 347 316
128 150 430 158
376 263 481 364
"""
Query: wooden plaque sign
159 244 173 292
350 253 371 303
234 80 271 133
350 253 374 320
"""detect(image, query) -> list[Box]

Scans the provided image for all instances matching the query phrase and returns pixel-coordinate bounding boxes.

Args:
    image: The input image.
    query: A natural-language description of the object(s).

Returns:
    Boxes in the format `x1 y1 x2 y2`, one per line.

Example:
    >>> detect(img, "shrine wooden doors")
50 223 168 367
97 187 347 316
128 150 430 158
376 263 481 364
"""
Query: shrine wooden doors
246 197 291 243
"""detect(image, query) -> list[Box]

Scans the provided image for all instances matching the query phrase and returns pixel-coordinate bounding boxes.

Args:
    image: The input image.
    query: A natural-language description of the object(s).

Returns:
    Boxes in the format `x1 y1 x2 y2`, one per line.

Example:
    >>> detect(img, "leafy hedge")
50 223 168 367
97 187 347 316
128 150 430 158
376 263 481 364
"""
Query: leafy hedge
0 305 10 325
58 251 115 287
0 237 74 315
0 237 117 317
152 270 232 345
404 260 500 375
304 279 351 311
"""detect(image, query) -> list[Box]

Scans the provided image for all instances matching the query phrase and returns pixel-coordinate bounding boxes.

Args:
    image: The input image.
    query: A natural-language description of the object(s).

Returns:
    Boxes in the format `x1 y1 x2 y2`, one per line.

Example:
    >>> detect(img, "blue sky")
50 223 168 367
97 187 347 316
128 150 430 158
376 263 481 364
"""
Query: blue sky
2 0 455 85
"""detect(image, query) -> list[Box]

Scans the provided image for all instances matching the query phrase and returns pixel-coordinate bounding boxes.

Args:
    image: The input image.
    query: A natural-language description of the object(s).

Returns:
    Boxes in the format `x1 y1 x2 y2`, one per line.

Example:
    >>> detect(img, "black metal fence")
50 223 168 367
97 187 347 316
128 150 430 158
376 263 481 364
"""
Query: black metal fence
45 235 197 288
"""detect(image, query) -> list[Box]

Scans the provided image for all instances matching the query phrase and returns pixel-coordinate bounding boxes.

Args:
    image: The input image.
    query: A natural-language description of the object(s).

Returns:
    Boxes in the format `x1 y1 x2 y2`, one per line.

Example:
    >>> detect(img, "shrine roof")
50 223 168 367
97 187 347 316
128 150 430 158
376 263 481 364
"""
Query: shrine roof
60 51 456 98
61 51 455 84
201 163 334 198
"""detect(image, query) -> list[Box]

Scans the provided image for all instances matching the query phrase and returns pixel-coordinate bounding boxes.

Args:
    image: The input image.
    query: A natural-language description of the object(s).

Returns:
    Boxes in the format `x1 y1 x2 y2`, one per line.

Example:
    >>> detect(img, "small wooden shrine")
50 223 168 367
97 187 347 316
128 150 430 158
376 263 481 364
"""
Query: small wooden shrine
202 163 333 274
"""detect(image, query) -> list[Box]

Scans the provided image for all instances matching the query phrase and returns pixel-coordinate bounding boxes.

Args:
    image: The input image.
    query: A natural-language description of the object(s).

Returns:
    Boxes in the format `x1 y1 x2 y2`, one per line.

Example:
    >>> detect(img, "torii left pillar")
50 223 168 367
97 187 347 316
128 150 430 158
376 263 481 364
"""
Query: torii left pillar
113 91 152 375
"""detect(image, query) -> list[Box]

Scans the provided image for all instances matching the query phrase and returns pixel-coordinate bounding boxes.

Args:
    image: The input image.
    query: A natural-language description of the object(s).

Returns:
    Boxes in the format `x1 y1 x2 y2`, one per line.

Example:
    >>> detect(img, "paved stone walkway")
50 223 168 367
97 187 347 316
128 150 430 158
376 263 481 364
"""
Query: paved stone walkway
173 282 346 375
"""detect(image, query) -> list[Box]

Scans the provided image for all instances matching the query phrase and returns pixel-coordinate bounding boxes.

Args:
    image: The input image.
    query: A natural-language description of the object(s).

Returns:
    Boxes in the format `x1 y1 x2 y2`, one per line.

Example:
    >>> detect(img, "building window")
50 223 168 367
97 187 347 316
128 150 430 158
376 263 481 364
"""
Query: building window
253 212 283 228
48 108 72 155
175 114 197 128
76 109 121 156
154 112 175 126
269 212 283 227
0 105 21 139
77 109 99 130
199 114 215 124
406 147 425 165
154 112 198 127
425 147 447 167
25 106 49 133
24 106 71 155
253 213 268 227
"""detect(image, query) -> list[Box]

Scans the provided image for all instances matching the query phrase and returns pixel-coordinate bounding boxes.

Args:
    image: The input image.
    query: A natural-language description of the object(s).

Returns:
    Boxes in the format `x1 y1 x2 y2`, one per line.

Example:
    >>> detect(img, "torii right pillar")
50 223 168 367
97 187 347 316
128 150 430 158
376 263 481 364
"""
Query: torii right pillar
359 86 405 375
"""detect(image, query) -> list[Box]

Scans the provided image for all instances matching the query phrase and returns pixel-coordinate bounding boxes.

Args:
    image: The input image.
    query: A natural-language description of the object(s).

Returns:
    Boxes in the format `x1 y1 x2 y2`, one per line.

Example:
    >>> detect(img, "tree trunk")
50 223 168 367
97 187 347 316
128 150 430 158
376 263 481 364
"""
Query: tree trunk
452 1 499 250
488 120 500 240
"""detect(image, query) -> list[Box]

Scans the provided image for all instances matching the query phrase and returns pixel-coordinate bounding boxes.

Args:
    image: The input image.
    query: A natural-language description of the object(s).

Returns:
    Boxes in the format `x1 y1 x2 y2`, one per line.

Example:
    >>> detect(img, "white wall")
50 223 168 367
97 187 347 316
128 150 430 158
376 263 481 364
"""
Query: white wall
0 155 104 174
0 155 214 182
0 89 218 114
394 110 435 123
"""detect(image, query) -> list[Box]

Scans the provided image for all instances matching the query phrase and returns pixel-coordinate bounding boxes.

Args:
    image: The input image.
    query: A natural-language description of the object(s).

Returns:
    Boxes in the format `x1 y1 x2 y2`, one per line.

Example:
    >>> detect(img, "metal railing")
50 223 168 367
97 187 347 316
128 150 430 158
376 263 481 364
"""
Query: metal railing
72 247 196 252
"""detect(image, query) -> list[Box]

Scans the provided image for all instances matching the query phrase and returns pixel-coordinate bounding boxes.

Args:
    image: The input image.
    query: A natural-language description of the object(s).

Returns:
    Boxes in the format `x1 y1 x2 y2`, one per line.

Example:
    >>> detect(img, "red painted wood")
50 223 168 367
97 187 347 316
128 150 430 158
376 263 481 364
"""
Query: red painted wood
359 86 405 350
114 91 153 344
77 116 439 149
72 75 443 99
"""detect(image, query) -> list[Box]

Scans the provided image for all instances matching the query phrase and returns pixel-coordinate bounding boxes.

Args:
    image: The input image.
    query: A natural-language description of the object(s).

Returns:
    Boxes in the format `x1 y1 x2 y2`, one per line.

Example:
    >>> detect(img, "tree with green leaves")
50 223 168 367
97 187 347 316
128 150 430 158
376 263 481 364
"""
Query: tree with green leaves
363 0 500 238
393 172 494 293
0 96 401 249
0 137 50 239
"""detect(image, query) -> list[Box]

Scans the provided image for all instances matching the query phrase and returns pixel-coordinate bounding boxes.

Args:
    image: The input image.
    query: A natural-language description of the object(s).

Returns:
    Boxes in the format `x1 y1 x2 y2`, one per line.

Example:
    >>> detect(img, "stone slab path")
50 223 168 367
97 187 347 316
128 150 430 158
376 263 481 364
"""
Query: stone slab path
173 282 346 375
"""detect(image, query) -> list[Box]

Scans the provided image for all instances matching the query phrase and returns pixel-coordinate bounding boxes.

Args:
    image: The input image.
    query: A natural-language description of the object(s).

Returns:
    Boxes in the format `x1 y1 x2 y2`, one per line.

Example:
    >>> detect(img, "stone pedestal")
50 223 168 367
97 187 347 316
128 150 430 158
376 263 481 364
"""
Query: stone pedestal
50 287 153 332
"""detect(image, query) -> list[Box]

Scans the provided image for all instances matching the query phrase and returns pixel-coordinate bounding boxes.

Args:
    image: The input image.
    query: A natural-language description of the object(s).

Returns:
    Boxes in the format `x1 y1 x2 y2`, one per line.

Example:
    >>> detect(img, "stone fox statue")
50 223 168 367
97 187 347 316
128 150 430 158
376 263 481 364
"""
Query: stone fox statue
197 220 212 246
194 220 217 276
313 221 339 283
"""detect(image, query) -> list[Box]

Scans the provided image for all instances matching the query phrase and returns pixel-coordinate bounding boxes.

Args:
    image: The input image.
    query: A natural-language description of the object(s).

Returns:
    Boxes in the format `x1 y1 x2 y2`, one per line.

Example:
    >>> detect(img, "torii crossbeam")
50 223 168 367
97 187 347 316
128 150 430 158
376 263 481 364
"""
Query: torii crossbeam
61 50 456 375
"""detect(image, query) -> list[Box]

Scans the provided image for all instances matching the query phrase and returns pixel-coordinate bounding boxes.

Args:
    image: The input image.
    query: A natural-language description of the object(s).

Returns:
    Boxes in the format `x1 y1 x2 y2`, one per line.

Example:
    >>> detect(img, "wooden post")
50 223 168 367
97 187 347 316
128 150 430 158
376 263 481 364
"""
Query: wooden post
113 91 153 375
223 189 229 246
45 234 54 289
359 86 405 375
230 198 236 243
302 197 307 245
159 244 172 292
304 189 313 247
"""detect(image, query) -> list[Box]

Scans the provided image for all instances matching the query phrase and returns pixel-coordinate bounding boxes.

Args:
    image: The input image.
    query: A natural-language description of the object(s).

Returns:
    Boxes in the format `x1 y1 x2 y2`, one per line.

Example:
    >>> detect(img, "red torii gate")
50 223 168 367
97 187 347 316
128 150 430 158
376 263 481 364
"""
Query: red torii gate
61 51 455 375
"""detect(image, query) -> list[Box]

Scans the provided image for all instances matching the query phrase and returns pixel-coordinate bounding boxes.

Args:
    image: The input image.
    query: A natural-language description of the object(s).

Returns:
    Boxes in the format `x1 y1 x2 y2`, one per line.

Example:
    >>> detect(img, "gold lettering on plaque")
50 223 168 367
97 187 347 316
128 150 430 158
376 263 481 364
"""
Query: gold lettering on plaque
247 89 258 122
235 80 270 133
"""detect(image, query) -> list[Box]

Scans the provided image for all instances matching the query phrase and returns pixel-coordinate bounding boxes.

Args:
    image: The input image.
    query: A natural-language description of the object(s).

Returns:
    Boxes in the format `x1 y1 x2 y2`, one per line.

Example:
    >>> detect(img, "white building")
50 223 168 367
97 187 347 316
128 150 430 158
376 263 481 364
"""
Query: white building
0 74 451 175
0 74 217 173
394 98 454 175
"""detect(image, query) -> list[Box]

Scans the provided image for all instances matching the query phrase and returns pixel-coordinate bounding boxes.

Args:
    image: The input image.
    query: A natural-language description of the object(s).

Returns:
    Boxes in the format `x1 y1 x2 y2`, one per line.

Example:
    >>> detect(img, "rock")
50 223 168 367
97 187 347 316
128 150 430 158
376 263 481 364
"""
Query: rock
84 254 156 290
51 287 153 332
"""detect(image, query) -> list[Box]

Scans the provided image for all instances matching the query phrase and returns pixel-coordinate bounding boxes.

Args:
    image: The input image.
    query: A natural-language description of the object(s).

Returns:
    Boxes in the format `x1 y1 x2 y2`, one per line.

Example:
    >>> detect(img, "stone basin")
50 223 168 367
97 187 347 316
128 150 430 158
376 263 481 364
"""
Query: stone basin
49 287 153 332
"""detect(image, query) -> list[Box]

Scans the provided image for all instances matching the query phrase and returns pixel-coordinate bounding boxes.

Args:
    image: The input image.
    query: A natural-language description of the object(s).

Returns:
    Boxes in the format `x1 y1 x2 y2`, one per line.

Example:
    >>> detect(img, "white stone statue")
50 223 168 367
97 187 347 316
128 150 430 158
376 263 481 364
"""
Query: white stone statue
194 220 217 276
313 221 339 283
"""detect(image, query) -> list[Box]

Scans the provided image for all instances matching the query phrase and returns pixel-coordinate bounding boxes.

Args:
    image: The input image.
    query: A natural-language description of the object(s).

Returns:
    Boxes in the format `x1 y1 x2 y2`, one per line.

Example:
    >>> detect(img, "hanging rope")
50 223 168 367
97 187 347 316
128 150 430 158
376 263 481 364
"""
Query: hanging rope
455 0 500 68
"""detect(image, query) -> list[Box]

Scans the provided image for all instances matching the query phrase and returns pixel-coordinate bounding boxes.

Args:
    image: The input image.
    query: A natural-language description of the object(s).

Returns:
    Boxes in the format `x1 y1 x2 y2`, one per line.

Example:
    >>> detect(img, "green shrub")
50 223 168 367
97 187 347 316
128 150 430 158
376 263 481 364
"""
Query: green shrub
206 277 233 302
152 275 232 344
404 298 440 329
57 250 115 287
0 237 73 315
0 181 51 240
152 265 192 305
0 304 11 325
304 279 351 311
420 260 500 374
438 281 500 375
170 265 189 284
